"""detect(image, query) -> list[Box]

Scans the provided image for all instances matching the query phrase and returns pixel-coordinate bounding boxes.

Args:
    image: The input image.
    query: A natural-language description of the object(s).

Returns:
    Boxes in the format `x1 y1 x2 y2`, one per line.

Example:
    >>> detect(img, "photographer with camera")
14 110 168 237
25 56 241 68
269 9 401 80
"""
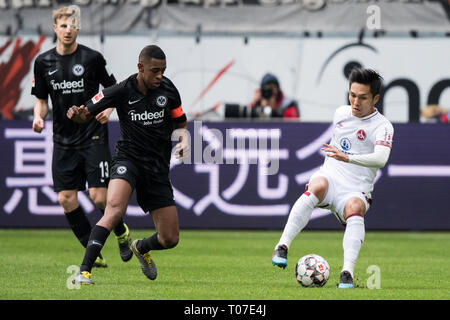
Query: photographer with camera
249 73 300 119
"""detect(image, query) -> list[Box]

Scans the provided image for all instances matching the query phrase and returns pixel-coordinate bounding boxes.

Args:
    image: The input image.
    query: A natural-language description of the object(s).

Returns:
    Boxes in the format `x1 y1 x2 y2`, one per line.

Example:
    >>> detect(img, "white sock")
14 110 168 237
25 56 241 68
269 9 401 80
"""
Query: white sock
342 215 365 278
276 192 319 250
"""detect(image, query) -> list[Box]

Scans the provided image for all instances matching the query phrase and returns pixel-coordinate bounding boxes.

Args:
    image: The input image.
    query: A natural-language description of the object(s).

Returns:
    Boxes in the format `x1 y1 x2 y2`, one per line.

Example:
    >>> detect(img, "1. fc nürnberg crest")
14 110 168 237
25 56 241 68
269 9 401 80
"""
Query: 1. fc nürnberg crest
356 129 367 141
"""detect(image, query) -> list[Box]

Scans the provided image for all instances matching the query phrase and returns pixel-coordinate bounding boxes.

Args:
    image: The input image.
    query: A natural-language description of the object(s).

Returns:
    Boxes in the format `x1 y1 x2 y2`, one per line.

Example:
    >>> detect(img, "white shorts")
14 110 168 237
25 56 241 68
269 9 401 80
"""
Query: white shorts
309 170 372 224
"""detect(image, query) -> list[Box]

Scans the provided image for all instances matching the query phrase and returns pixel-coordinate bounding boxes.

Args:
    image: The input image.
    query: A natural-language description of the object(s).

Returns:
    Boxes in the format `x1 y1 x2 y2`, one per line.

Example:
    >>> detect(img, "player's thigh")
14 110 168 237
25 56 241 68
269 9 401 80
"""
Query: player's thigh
96 178 133 231
307 171 331 203
83 144 111 189
106 178 133 213
52 146 85 192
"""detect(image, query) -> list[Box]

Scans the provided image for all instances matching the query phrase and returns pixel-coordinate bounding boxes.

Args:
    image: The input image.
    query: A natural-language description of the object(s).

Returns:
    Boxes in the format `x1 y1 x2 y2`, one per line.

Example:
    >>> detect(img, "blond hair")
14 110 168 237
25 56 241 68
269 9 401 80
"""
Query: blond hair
52 5 81 26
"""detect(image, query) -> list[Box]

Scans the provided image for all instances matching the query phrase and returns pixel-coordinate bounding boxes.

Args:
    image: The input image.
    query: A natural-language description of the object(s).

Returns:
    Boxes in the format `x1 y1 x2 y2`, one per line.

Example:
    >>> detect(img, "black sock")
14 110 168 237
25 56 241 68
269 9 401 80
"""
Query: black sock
113 220 127 237
137 233 165 254
65 206 92 247
98 208 127 237
80 225 110 273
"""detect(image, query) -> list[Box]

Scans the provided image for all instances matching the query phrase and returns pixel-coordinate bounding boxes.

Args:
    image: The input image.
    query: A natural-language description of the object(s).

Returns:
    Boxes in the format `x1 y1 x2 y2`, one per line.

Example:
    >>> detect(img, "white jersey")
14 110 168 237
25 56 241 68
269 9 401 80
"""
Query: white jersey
321 105 394 193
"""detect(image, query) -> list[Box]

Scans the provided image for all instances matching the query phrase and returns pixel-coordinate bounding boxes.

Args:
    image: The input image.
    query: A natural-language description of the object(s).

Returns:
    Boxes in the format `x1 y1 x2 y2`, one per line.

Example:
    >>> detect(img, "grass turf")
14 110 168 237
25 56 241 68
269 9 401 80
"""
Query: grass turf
0 229 449 300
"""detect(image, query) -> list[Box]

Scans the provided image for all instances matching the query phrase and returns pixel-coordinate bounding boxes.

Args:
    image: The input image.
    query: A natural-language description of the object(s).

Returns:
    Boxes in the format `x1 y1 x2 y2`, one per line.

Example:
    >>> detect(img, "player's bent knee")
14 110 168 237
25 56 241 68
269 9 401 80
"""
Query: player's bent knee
344 198 366 219
58 191 78 211
89 189 107 209
159 233 179 249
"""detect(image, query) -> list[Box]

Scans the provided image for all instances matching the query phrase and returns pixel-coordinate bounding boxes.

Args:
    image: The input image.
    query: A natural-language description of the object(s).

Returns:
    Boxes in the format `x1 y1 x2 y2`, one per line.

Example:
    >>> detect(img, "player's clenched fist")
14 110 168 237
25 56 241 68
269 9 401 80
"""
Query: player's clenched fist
32 118 45 133
95 108 113 125
173 129 190 160
66 105 78 119
175 135 190 160
67 105 91 123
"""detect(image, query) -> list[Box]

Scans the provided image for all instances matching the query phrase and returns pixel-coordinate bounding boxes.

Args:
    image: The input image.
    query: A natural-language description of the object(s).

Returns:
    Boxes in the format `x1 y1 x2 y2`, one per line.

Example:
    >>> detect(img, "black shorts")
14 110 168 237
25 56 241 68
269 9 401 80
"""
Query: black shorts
52 144 111 192
110 158 175 214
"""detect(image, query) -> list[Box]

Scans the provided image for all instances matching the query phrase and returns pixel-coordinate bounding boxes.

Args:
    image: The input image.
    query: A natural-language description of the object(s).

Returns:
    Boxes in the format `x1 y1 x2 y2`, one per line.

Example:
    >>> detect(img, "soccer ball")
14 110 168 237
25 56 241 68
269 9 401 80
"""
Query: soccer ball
295 254 330 287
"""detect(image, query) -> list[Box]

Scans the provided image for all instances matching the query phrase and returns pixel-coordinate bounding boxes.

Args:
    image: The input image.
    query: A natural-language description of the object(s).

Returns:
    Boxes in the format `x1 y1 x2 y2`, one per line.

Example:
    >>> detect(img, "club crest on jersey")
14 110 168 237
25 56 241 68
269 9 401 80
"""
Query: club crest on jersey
356 129 367 141
340 137 352 151
156 95 167 108
72 64 85 76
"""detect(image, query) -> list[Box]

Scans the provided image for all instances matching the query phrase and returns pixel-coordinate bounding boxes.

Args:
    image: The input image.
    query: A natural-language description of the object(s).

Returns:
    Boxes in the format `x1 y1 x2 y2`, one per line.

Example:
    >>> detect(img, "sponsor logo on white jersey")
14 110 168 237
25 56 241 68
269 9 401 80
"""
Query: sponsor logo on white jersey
340 137 351 151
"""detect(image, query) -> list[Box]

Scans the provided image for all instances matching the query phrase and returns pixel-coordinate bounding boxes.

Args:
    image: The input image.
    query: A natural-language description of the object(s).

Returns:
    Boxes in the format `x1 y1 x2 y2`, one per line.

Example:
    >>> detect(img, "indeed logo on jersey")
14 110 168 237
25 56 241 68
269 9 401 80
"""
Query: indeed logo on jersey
128 109 165 125
50 79 84 94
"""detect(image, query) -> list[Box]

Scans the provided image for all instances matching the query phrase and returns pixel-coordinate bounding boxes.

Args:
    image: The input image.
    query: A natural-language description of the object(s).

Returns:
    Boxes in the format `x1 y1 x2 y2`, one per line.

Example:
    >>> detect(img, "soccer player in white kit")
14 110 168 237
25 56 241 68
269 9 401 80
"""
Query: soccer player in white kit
272 68 394 289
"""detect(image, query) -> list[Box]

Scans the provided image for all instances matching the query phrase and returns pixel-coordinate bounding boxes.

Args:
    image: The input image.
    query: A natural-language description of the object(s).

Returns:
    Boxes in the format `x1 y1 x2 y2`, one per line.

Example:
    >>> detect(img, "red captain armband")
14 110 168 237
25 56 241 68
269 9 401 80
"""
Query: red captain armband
440 113 449 123
171 105 185 119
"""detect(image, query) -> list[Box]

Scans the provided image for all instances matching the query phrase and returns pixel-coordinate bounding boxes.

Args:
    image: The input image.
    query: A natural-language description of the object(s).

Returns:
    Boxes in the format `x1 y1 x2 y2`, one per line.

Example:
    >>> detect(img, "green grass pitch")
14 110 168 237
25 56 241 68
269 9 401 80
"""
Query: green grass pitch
0 229 449 300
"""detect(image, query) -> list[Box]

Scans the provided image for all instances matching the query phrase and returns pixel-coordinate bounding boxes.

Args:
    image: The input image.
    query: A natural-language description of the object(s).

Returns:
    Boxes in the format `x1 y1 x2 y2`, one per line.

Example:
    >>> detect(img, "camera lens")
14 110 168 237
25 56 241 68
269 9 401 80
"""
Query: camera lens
261 86 273 99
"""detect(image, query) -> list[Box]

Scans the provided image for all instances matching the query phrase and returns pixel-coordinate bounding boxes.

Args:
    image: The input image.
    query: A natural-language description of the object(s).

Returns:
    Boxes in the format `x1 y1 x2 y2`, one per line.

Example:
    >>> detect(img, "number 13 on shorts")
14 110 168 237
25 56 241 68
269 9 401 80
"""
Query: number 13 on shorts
99 161 109 181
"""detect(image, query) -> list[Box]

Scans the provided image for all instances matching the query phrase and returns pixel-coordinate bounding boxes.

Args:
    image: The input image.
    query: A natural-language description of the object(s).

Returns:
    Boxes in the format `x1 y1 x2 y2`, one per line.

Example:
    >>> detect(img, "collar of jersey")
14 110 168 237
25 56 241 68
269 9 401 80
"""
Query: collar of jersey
130 73 158 98
356 108 379 121
130 74 146 98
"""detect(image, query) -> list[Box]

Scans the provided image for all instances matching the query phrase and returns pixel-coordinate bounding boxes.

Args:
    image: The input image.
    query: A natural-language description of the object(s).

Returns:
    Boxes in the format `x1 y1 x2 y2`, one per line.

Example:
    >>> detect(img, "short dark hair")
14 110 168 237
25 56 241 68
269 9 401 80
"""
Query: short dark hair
348 68 383 96
139 45 166 63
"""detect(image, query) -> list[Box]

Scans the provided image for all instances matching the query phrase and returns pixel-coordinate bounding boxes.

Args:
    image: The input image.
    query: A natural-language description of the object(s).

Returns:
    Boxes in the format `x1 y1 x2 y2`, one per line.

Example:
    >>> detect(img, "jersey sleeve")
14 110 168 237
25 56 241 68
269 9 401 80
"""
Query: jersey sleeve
31 58 48 99
169 85 186 123
333 105 351 125
348 144 391 168
95 54 116 88
374 121 394 149
86 83 123 116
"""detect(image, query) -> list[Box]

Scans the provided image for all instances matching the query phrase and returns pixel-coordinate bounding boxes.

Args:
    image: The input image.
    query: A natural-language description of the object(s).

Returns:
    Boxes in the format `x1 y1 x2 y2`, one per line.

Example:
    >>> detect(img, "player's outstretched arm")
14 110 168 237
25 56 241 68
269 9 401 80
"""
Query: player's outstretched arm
347 144 391 168
322 143 391 168
67 105 93 124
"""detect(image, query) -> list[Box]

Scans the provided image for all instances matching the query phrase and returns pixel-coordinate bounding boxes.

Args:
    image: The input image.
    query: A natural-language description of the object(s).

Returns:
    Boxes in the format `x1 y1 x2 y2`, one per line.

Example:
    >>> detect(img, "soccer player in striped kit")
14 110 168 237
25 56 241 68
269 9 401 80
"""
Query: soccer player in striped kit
272 68 394 289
